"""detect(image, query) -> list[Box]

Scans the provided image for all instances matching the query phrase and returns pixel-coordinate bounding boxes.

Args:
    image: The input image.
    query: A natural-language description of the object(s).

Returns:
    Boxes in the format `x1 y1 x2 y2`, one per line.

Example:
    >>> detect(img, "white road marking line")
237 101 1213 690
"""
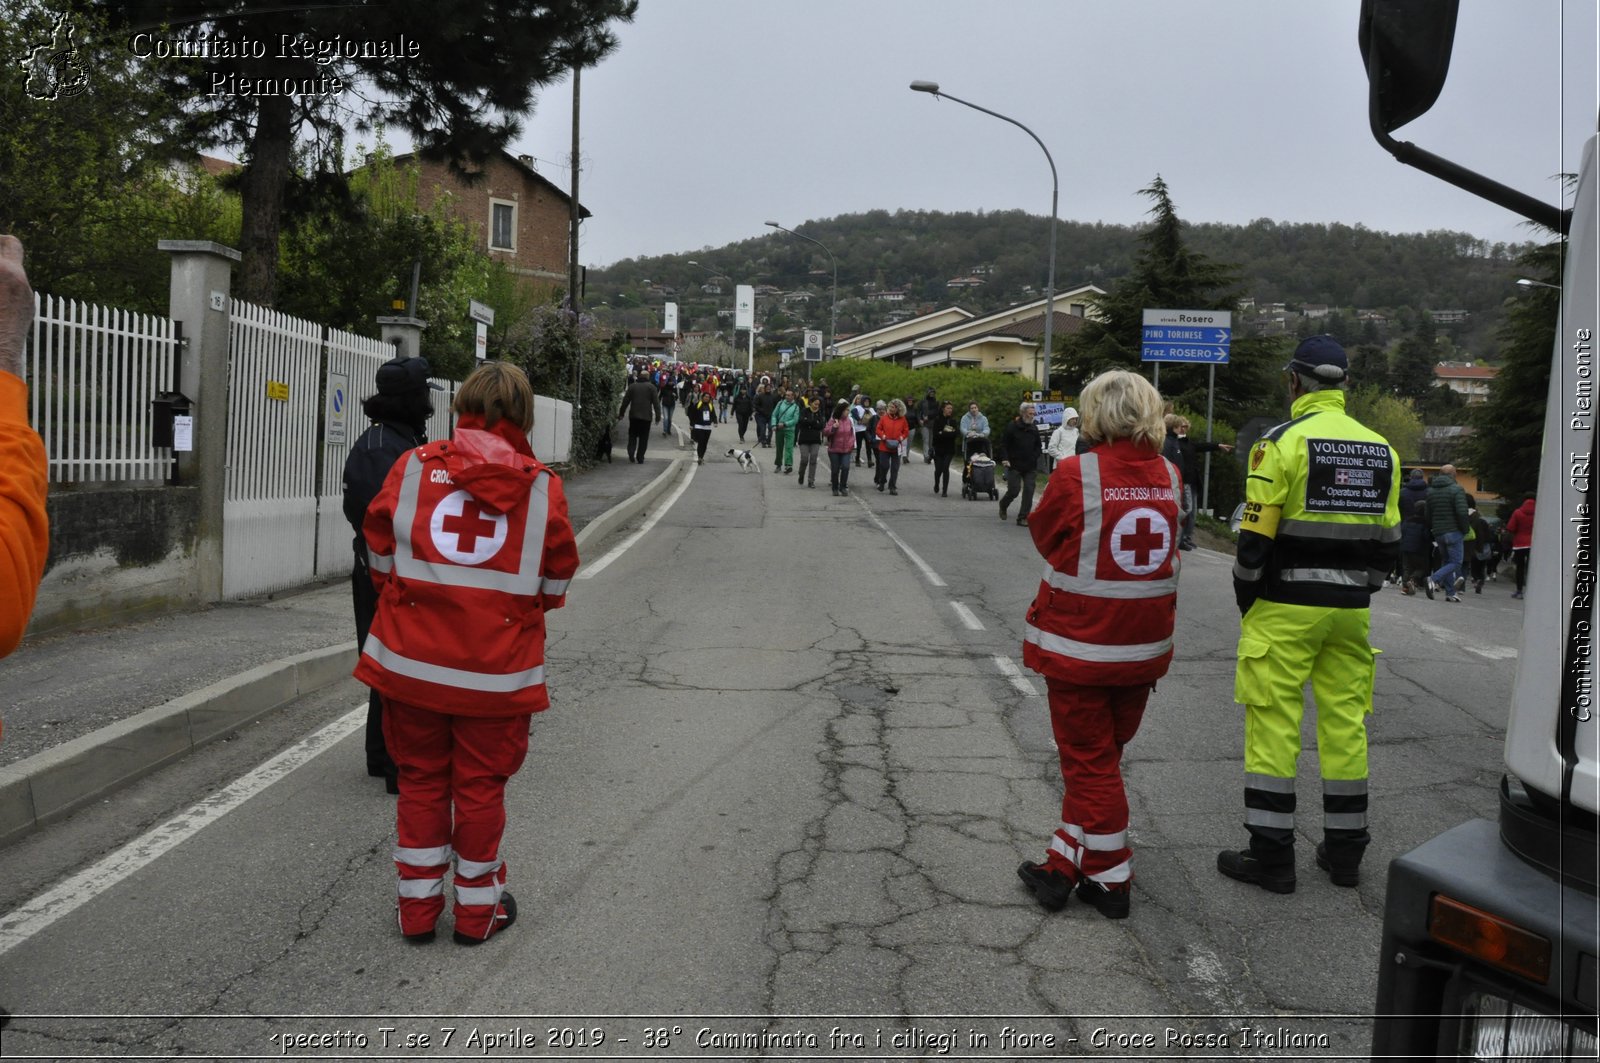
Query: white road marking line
992 655 1040 697
951 601 984 630
855 499 947 587
576 461 697 579
1410 618 1519 660
0 706 367 958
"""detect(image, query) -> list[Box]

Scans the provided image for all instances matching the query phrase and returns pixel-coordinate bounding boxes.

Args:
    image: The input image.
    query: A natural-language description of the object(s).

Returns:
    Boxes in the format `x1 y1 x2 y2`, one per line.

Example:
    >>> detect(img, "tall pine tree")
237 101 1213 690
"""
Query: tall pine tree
1390 314 1440 404
1053 176 1281 422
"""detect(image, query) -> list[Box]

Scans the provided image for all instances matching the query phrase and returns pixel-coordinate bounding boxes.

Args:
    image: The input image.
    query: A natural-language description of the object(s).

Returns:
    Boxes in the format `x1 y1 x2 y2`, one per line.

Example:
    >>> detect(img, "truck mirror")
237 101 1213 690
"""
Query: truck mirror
1358 0 1460 134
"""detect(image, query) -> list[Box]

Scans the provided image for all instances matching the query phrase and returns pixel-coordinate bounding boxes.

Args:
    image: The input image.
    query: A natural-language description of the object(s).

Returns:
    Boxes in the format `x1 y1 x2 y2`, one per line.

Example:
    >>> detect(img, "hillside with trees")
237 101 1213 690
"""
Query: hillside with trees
588 205 1535 363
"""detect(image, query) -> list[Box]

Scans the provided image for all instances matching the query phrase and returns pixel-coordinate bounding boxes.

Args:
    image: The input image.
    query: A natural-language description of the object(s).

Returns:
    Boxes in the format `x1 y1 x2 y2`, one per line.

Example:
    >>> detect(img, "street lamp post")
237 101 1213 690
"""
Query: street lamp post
911 80 1057 390
765 221 837 373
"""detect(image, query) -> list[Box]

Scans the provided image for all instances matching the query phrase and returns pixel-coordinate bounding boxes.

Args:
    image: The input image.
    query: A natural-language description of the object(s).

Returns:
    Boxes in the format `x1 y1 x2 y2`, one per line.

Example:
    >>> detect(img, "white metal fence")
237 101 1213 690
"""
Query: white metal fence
313 328 456 581
27 294 178 483
223 299 322 599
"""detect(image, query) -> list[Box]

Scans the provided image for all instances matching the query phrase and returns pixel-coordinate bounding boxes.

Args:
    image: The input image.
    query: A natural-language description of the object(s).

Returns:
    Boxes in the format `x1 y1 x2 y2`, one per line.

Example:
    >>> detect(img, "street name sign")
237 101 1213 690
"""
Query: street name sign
1141 308 1232 364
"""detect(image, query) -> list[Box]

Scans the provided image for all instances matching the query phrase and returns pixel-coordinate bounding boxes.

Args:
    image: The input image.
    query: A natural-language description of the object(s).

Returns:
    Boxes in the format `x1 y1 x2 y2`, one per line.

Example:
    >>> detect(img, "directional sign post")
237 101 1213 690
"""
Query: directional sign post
1142 308 1233 514
1141 308 1232 365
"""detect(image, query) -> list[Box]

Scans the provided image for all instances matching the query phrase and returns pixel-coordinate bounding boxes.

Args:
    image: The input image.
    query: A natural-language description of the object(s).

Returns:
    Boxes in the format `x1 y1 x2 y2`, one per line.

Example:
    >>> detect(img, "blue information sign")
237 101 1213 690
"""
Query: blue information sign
1140 309 1232 364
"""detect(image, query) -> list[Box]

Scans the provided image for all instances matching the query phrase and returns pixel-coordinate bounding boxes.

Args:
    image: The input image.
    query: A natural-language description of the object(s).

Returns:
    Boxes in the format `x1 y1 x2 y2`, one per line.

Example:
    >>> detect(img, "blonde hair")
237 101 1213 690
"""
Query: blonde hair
454 360 534 432
1079 370 1165 451
888 399 905 416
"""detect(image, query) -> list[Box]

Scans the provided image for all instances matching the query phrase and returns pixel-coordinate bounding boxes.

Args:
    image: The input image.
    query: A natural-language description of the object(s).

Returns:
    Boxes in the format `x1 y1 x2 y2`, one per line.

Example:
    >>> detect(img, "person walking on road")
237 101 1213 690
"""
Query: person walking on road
355 361 580 947
771 387 800 474
1045 407 1087 467
795 397 824 488
823 398 856 496
343 354 442 792
1467 507 1494 594
731 384 753 442
1399 500 1433 595
1505 494 1535 599
930 401 961 497
873 399 910 494
659 376 678 436
960 401 991 460
618 371 661 464
753 382 777 448
998 401 1044 526
1016 370 1181 920
1425 463 1471 603
687 389 716 465
1219 336 1400 895
915 387 940 463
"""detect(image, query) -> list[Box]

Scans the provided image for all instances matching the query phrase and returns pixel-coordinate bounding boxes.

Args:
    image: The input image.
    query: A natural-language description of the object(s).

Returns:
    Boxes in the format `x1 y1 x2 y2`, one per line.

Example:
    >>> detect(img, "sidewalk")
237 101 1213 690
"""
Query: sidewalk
0 442 689 846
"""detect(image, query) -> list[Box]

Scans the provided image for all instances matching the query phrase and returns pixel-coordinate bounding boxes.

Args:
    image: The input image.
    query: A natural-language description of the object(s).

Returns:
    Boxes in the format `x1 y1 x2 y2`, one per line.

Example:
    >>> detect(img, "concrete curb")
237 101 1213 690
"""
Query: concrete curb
575 458 689 554
0 463 692 848
0 643 357 848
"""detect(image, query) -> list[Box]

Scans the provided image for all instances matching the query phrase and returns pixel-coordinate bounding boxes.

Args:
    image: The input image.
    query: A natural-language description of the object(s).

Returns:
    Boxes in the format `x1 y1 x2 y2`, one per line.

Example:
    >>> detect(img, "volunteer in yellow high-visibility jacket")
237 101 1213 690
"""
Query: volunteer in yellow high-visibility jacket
1219 336 1401 894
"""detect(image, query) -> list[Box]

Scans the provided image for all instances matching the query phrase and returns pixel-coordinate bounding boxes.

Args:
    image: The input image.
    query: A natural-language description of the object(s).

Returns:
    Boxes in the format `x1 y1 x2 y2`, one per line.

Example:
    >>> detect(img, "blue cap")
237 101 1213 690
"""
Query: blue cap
1284 335 1348 382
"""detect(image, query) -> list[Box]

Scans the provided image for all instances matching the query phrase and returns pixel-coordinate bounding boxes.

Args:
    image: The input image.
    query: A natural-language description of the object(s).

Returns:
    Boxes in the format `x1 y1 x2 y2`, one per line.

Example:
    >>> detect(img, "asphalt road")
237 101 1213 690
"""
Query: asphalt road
0 425 1521 1060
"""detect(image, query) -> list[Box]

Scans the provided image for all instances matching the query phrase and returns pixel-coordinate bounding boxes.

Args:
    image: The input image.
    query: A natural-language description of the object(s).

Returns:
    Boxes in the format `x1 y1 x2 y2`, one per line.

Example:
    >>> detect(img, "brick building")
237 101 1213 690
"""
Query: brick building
392 150 589 298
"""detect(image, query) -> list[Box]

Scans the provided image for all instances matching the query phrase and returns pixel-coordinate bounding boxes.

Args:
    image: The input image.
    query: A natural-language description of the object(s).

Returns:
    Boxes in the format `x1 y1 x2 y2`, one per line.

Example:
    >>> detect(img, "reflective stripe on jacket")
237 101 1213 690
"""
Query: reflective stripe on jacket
1022 440 1182 686
354 420 579 715
1232 390 1400 611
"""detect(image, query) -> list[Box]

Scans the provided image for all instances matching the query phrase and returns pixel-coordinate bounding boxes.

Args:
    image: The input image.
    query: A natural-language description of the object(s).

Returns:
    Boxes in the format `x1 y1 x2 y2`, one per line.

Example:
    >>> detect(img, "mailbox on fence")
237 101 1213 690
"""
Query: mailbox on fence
150 391 192 450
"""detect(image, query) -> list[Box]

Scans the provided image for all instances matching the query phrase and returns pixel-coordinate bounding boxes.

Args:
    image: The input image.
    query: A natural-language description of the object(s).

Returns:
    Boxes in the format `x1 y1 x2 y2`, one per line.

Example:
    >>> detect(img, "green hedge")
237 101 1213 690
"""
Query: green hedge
810 362 1041 424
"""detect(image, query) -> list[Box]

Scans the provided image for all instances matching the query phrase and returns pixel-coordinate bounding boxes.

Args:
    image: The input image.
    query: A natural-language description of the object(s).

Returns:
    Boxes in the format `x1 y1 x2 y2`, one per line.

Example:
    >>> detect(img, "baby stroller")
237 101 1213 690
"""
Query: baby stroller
961 436 999 501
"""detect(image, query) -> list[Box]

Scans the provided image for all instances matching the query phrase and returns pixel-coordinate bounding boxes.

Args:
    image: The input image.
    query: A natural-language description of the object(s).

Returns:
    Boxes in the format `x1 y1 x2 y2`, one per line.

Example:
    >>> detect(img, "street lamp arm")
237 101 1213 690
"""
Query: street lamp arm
920 89 1058 190
911 81 1060 388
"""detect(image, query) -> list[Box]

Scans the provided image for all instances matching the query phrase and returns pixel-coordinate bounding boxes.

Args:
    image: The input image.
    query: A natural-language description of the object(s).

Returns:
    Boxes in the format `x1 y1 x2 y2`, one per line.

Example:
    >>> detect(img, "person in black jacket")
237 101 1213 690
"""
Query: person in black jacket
731 384 754 442
752 383 778 447
1173 416 1233 550
795 397 826 488
342 355 441 793
929 400 962 497
686 389 716 464
997 402 1044 526
618 371 661 463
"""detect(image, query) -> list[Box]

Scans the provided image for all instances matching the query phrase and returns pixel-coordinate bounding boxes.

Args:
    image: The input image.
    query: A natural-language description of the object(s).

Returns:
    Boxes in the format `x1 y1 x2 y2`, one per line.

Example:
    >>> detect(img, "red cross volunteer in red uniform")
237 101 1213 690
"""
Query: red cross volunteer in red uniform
1018 370 1182 920
355 361 579 945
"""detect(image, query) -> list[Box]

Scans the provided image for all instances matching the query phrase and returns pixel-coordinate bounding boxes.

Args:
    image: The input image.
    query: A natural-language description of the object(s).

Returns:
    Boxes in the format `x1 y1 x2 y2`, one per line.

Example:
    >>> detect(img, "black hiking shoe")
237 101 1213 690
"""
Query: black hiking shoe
1016 861 1073 912
1217 849 1296 894
1315 843 1360 887
1075 878 1131 920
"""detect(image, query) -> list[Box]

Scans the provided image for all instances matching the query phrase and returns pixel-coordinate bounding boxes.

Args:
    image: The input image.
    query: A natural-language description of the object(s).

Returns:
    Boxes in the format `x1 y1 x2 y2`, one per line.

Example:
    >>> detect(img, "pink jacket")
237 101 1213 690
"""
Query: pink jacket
823 416 855 455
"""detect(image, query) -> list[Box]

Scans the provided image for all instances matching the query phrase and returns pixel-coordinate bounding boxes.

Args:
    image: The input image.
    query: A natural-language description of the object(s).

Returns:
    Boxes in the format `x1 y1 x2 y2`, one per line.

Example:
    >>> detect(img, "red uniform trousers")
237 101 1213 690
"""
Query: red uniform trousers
1042 679 1150 887
383 700 529 939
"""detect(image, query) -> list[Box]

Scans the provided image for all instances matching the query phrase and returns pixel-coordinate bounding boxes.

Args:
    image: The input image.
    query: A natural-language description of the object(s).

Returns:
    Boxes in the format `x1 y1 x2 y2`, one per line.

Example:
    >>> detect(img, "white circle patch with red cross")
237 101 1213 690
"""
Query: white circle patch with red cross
1109 506 1172 575
430 490 508 565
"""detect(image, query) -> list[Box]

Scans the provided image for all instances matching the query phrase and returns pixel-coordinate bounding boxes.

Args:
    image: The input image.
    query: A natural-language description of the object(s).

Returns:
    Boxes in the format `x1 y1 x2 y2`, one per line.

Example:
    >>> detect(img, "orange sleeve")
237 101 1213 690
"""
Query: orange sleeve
0 372 49 656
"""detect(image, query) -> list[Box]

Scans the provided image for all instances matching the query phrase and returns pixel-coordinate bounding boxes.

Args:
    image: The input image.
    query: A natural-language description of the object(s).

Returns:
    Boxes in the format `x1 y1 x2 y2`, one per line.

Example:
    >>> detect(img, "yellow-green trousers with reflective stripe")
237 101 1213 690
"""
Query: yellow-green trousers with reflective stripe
1235 599 1376 866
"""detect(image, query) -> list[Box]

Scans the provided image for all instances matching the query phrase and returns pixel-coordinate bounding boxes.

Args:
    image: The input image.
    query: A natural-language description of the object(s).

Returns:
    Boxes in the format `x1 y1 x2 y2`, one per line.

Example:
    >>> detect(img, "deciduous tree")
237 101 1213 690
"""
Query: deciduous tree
115 0 636 304
1460 241 1561 497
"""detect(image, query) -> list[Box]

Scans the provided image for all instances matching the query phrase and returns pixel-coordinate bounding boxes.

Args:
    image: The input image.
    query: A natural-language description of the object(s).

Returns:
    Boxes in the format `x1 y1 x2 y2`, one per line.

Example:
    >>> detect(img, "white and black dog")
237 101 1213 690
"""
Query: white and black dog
725 447 758 473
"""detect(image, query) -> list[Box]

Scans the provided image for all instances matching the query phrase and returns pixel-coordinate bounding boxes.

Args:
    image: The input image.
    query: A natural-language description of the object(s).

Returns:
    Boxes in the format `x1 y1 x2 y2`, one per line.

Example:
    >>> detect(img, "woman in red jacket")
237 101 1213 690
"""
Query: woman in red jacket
356 361 580 945
873 399 911 495
1504 494 1535 599
1017 370 1182 921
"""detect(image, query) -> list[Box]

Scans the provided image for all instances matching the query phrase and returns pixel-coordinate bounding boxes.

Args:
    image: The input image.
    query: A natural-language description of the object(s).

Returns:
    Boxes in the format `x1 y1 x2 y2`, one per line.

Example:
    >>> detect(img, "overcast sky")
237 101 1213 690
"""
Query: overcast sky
447 0 1596 270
